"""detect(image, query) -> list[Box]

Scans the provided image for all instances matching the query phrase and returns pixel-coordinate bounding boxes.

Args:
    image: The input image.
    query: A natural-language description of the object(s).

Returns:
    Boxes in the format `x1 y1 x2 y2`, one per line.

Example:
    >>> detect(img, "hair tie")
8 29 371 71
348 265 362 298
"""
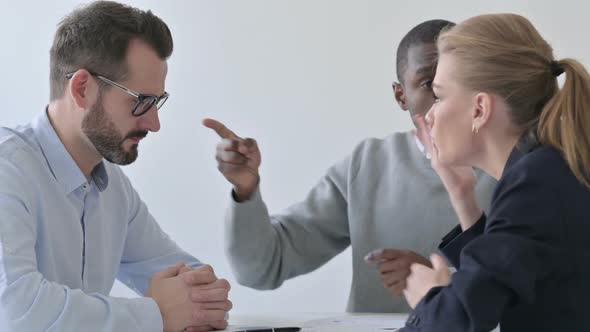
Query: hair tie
550 60 564 77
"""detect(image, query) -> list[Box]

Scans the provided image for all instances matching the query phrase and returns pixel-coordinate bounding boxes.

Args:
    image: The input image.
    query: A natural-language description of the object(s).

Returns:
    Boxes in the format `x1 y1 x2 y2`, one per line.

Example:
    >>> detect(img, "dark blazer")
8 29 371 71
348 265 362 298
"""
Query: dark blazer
402 144 590 332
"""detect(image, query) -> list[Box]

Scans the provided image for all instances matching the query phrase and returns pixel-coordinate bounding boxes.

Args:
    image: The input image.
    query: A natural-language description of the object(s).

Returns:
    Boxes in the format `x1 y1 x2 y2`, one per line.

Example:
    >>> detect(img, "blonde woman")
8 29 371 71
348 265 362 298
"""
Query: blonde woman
402 14 590 331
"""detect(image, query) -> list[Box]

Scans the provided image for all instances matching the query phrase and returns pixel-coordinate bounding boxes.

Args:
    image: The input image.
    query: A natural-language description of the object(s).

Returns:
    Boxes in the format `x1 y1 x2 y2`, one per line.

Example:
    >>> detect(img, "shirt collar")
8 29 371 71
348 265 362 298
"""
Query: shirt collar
414 134 430 159
32 108 109 194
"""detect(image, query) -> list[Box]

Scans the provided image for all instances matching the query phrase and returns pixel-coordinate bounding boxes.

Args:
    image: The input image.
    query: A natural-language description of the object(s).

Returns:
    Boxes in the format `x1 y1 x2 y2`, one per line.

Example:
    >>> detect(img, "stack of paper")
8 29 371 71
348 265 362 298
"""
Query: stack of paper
301 315 405 332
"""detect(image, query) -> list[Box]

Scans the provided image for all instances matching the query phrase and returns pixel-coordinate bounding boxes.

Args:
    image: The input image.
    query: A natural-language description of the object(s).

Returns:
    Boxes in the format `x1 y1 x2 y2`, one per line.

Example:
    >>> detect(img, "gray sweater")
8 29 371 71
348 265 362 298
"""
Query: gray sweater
225 132 497 313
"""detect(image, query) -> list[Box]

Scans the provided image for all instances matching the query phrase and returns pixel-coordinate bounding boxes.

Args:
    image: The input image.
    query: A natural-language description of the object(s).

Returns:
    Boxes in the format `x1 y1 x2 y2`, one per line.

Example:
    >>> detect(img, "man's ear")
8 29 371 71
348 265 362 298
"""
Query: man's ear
393 82 409 111
473 92 493 131
68 70 96 110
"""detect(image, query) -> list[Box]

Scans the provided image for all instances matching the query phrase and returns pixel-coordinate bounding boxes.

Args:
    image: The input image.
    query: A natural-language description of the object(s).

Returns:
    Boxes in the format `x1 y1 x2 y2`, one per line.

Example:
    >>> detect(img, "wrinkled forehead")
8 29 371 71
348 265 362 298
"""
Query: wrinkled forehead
406 43 438 75
123 39 168 95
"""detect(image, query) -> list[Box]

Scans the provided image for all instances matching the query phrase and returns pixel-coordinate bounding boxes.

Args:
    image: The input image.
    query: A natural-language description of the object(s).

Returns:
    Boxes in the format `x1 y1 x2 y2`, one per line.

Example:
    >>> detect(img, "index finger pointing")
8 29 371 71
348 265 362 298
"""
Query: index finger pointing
202 118 240 140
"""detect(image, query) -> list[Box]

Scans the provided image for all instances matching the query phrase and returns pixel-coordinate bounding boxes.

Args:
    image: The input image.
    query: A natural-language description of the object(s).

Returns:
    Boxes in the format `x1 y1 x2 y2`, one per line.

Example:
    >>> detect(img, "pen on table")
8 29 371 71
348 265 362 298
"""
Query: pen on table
233 327 301 332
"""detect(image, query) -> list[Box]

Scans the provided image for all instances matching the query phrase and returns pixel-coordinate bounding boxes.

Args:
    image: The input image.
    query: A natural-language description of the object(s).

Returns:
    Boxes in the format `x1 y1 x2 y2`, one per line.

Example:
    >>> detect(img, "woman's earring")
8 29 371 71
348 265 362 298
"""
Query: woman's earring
472 123 479 134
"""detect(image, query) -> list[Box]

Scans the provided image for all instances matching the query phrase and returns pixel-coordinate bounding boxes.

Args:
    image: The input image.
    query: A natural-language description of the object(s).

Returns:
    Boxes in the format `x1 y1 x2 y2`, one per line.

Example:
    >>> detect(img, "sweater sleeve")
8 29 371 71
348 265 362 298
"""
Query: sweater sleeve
224 155 353 289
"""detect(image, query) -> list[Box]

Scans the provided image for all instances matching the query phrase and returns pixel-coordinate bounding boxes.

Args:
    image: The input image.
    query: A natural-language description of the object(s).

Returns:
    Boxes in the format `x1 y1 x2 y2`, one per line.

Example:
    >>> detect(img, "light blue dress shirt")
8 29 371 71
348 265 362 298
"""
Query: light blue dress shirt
0 110 202 331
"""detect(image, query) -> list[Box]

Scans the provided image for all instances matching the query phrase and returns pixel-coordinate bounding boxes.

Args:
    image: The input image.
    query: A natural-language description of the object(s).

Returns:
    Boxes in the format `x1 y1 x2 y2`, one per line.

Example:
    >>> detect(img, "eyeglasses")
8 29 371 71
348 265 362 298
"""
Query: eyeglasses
65 71 169 117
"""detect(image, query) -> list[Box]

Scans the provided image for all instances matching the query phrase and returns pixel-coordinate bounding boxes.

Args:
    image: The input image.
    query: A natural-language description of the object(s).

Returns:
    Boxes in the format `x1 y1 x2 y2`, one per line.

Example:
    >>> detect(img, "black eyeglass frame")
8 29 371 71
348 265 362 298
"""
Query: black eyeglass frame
65 71 169 117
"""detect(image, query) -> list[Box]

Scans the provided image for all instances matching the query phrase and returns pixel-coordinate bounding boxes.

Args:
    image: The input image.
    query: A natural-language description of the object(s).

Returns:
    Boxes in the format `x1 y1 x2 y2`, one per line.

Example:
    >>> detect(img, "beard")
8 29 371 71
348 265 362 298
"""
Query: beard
82 97 147 165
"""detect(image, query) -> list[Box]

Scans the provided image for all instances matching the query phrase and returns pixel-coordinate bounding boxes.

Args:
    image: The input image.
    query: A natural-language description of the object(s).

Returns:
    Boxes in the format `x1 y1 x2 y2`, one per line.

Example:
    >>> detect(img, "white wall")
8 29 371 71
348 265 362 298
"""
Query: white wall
1 0 588 314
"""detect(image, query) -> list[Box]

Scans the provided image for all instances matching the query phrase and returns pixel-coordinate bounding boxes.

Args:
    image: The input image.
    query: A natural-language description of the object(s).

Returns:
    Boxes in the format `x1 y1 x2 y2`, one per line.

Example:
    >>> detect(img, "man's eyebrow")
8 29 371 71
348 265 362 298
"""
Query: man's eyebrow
415 65 436 76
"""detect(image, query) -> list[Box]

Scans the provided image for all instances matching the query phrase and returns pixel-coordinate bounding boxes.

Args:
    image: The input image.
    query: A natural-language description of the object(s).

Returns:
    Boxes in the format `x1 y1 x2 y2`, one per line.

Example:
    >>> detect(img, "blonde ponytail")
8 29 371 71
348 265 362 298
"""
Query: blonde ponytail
538 59 590 188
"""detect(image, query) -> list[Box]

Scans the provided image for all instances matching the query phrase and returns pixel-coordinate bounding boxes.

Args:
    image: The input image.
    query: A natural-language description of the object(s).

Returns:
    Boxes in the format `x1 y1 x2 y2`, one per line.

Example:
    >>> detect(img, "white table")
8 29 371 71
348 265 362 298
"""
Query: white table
222 312 408 331
222 312 500 332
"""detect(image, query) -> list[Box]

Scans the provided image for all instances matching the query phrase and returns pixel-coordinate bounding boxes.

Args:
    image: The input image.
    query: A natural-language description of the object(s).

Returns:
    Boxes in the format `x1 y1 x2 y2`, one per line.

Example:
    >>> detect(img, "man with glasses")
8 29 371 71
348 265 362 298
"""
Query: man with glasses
0 2 230 331
65 72 170 117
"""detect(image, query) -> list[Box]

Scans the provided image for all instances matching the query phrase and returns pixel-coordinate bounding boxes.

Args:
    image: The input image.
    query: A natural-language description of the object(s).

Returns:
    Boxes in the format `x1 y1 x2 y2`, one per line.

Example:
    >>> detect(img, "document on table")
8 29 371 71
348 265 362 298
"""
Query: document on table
301 315 405 332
